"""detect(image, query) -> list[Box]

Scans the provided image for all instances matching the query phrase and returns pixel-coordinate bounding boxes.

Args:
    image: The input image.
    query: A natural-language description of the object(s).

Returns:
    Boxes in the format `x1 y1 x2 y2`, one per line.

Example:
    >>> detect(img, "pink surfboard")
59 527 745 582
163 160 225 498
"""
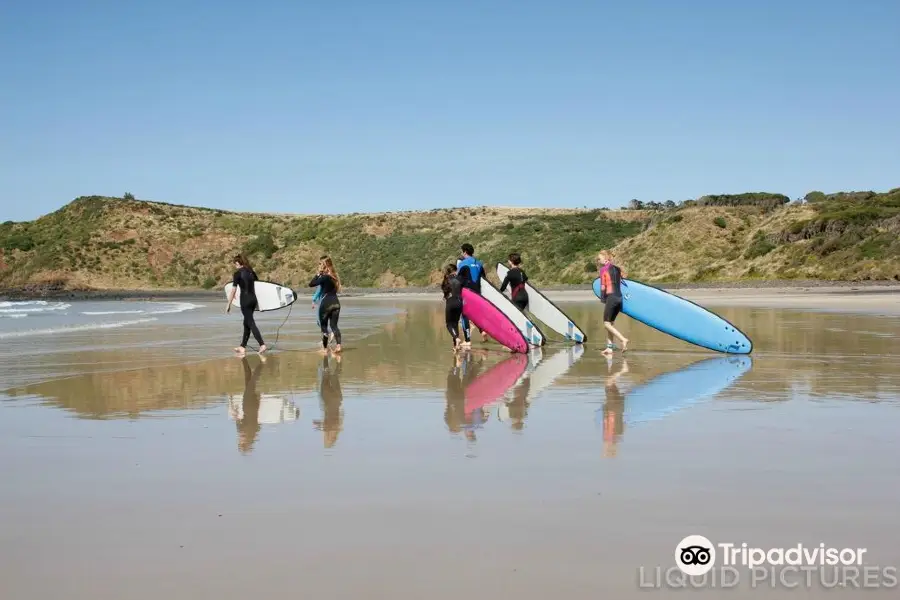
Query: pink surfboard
461 288 529 353
464 354 528 416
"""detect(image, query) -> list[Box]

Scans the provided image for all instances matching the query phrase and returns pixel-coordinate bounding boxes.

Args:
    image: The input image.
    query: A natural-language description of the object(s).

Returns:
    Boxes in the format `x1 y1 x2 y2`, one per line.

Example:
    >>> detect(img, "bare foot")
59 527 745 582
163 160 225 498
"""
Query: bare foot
333 344 342 353
601 347 613 357
234 347 246 356
621 339 629 352
317 348 329 355
481 331 489 343
258 344 268 354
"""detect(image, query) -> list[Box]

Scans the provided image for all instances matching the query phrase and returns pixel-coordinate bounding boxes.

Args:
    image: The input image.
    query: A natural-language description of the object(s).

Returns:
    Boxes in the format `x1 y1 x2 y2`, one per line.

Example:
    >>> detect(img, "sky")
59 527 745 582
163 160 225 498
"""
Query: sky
1 0 898 221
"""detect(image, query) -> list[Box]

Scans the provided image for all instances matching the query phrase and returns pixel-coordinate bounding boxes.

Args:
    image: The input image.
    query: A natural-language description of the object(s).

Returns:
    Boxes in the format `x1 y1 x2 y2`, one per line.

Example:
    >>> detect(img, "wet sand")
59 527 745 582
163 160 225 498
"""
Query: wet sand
1 294 899 598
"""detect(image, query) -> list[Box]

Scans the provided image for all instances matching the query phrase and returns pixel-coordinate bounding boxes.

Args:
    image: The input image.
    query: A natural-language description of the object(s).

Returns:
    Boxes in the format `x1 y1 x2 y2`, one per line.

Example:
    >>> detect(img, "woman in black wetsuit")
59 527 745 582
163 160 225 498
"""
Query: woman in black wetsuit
226 254 266 356
499 252 529 311
441 263 466 351
309 256 342 354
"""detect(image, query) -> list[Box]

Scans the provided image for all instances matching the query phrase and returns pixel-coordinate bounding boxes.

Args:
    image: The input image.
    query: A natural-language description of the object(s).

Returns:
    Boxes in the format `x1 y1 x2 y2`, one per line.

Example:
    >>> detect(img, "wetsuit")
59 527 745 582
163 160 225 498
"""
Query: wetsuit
456 256 484 336
599 264 624 323
443 274 464 346
309 273 341 348
233 266 265 348
500 267 529 311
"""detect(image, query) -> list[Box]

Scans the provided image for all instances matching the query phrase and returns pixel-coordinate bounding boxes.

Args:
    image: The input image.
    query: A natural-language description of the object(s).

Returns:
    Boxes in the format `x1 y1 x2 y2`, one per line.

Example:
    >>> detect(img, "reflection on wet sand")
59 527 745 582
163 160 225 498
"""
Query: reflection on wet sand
444 349 488 441
228 356 301 453
313 354 344 448
598 355 754 457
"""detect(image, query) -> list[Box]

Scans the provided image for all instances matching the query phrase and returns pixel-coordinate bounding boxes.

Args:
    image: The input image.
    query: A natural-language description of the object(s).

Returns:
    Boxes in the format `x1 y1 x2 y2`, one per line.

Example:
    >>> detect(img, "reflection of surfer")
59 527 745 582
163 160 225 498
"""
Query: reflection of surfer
505 375 531 431
444 350 486 441
235 356 265 454
313 353 343 448
601 359 629 458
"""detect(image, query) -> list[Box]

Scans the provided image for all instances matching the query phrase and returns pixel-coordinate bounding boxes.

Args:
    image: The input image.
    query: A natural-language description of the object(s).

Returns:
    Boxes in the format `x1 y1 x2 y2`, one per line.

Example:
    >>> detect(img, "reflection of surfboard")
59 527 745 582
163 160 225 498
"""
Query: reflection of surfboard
225 280 297 312
227 394 301 424
480 278 545 346
498 345 585 421
497 263 586 343
591 277 752 354
461 288 529 353
594 355 752 427
464 354 528 416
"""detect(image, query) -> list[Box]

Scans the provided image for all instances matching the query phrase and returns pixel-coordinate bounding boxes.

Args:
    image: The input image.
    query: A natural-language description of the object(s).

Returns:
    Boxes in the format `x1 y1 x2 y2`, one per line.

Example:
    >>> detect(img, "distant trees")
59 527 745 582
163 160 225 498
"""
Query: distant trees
804 191 826 203
124 192 135 200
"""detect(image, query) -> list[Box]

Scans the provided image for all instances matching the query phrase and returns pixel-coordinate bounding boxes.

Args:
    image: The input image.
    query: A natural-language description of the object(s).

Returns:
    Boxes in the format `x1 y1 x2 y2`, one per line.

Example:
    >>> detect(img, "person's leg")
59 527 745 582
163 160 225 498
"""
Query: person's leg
245 304 266 351
460 314 472 345
446 302 462 349
602 297 627 354
513 296 528 311
237 305 252 354
319 304 331 351
329 307 342 352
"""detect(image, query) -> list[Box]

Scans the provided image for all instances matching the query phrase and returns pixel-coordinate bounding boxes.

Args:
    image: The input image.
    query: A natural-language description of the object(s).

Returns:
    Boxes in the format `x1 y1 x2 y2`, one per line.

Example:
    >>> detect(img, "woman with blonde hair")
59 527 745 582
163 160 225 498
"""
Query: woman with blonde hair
596 250 628 356
309 255 343 353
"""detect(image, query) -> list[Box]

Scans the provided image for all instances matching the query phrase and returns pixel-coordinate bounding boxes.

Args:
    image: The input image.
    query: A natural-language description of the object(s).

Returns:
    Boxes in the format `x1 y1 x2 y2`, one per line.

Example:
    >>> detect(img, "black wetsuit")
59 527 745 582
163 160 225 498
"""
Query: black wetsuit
599 264 624 323
442 275 465 346
500 267 529 311
233 266 265 348
309 273 341 347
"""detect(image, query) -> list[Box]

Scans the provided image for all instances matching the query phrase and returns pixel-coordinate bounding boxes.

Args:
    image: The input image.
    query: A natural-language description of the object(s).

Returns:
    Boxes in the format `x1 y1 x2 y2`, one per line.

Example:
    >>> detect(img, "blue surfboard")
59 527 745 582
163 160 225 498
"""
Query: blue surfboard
592 277 752 354
595 355 752 427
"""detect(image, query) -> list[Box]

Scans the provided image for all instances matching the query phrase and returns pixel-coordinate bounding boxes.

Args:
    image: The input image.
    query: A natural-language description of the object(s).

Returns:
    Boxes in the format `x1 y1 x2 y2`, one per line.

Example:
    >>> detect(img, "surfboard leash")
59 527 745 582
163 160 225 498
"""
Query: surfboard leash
246 302 293 353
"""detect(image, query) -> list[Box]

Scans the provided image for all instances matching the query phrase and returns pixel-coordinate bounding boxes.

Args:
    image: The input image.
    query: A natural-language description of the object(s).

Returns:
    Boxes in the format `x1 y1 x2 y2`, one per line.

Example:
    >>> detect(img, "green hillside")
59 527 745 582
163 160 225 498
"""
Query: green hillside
1 187 898 293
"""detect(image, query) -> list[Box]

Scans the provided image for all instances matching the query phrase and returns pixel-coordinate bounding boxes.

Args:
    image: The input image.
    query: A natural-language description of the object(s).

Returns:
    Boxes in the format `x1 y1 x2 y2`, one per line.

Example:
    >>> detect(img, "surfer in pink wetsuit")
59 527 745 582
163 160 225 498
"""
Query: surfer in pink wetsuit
596 250 629 356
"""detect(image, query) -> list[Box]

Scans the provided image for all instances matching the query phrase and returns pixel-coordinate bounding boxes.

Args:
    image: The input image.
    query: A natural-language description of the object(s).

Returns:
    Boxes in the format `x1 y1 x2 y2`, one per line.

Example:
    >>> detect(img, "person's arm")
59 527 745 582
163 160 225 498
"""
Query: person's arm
309 273 326 287
499 272 512 293
226 272 239 312
312 285 322 305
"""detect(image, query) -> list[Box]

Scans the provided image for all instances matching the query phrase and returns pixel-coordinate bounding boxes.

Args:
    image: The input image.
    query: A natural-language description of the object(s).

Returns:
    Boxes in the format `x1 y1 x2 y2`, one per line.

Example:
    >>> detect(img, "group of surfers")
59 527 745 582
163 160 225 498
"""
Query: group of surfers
226 243 630 358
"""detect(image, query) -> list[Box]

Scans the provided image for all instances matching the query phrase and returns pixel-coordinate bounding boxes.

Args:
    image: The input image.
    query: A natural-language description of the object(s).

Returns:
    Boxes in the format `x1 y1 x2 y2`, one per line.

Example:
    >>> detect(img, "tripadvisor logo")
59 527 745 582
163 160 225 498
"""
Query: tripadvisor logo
676 535 716 576
675 534 871 575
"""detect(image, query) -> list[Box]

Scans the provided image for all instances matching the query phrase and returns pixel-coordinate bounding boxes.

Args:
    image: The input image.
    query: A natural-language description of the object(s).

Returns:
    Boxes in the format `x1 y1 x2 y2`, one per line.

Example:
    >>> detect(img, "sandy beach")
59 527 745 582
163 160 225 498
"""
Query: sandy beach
1 289 899 599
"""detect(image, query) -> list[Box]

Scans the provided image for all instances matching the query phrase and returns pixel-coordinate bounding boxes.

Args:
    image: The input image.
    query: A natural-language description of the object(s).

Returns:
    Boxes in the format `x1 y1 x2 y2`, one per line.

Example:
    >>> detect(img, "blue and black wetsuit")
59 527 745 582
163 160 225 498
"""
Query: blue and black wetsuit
233 265 265 348
309 273 341 348
456 256 484 336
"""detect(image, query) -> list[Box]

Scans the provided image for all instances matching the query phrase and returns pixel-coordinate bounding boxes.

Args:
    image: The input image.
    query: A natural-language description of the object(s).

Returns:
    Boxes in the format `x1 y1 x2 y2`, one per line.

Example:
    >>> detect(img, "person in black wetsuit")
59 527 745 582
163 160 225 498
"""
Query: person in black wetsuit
226 254 266 356
308 255 342 354
596 250 629 356
499 252 529 311
441 263 466 350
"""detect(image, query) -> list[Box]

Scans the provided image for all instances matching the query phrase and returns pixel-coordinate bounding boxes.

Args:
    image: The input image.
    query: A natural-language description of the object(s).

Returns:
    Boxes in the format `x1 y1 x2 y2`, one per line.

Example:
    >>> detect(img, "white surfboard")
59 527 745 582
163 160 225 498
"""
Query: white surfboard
225 280 297 312
496 263 586 343
479 278 545 346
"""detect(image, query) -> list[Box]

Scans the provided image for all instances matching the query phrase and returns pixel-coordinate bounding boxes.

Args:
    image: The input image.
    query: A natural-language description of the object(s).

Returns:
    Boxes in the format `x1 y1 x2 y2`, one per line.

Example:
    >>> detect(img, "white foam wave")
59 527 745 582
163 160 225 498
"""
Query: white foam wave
149 302 204 315
0 302 71 314
82 310 146 315
0 313 28 319
0 317 158 340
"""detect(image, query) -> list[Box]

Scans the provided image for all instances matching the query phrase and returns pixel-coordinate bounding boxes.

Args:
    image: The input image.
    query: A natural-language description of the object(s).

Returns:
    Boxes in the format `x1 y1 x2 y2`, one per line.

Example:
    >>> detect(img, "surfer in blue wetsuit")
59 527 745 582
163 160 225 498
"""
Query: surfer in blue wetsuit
309 256 342 354
596 250 629 356
441 263 467 351
226 254 267 356
456 243 488 346
499 252 529 311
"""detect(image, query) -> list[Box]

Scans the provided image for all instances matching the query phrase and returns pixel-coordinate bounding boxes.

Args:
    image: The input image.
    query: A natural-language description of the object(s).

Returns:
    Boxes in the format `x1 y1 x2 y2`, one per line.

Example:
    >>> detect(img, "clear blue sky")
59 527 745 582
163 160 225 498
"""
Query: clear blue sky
2 0 898 221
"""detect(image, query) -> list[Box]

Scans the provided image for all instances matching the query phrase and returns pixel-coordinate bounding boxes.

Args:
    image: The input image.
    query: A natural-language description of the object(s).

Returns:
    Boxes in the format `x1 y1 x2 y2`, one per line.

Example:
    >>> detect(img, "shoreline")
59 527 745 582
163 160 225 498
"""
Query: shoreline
3 279 900 302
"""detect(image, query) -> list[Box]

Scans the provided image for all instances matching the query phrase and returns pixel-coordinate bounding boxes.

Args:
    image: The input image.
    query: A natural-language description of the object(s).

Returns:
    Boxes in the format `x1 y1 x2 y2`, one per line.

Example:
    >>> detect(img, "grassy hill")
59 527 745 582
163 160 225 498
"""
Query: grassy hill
1 187 898 293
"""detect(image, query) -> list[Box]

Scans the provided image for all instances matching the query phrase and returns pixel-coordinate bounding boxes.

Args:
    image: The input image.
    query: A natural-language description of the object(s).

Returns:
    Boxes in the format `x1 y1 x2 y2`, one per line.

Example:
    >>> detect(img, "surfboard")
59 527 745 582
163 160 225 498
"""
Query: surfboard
594 355 752 428
479 278 545 346
496 263 586 343
461 288 529 353
225 280 297 312
591 277 752 354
